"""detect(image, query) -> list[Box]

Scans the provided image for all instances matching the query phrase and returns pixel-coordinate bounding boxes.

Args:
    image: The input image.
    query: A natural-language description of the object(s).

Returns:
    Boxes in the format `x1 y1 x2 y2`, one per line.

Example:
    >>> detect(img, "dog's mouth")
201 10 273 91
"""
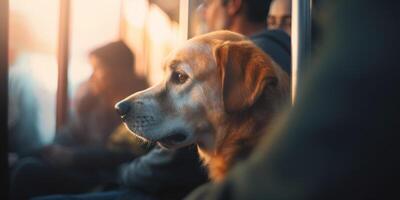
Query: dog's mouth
157 132 188 149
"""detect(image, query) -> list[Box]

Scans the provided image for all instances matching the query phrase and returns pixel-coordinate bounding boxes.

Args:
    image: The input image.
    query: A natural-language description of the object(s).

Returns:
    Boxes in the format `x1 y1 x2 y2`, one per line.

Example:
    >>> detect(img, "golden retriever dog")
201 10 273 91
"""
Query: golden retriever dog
115 31 290 181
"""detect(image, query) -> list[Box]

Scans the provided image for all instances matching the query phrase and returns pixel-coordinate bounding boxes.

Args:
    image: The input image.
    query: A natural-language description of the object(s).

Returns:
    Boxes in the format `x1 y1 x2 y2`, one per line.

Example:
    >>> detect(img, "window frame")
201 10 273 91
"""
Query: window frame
291 0 313 104
0 0 10 198
56 0 71 130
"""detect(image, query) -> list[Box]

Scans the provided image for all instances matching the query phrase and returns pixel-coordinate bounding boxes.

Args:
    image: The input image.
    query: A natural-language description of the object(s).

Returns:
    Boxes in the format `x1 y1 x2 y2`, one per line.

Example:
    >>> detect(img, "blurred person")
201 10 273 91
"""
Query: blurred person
56 41 148 146
7 46 42 163
10 41 150 200
8 13 43 161
267 0 291 36
200 0 291 74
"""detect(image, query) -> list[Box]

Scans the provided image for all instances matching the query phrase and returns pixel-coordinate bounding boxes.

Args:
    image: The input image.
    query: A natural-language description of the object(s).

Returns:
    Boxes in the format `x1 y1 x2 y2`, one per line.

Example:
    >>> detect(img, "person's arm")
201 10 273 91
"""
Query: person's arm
38 144 135 170
119 145 208 198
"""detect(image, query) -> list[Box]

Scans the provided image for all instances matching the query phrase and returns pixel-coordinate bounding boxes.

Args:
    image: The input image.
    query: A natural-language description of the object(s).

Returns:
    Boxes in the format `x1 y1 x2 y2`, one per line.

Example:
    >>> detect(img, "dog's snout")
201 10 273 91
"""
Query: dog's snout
115 101 131 116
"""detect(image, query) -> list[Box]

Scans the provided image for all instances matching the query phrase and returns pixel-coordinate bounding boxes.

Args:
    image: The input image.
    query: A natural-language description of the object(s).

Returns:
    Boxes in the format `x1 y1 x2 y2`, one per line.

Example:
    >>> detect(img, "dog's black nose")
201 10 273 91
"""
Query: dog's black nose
115 101 131 116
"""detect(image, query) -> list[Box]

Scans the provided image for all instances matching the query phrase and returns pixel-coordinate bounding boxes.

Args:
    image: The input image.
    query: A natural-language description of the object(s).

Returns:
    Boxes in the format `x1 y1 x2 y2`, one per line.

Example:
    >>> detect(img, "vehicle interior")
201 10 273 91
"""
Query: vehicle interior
1 0 398 199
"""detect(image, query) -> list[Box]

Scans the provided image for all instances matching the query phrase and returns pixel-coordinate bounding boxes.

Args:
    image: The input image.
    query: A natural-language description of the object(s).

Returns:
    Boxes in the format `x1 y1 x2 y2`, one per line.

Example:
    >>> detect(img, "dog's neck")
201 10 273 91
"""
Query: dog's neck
198 102 278 182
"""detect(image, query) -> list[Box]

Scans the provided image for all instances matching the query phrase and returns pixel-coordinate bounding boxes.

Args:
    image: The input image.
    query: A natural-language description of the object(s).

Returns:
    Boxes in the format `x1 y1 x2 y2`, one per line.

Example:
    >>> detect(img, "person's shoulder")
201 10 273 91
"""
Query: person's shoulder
250 29 290 40
249 29 292 74
250 29 291 53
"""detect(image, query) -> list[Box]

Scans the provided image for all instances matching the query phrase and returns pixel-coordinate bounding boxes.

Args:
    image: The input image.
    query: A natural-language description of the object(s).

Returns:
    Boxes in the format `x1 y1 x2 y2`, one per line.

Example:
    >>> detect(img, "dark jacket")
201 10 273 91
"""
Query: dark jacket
250 29 291 74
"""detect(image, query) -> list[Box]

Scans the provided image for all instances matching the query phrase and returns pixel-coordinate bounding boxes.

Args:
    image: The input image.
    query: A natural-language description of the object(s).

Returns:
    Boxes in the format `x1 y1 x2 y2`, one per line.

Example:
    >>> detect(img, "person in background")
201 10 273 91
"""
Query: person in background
10 41 150 200
200 0 291 74
7 46 42 163
7 14 43 162
267 0 291 36
56 41 148 147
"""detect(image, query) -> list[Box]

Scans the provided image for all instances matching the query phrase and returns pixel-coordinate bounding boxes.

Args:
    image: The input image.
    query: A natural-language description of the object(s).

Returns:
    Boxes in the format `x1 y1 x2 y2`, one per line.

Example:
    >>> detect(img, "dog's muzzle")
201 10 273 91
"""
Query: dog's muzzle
115 99 193 149
114 100 159 136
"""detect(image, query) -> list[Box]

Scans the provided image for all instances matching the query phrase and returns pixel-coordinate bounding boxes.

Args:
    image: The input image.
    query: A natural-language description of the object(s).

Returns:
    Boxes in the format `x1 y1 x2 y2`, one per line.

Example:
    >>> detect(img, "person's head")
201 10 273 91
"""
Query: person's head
200 0 272 35
267 0 292 35
88 40 134 93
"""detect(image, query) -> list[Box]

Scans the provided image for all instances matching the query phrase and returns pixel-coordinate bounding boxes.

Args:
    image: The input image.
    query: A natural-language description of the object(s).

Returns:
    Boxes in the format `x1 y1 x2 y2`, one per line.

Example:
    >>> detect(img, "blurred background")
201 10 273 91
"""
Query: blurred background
7 0 205 147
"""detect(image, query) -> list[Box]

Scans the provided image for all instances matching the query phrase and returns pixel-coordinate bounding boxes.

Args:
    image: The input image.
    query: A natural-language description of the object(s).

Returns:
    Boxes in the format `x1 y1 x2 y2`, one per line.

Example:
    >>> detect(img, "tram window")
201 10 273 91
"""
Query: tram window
121 0 181 85
68 0 122 96
8 0 60 155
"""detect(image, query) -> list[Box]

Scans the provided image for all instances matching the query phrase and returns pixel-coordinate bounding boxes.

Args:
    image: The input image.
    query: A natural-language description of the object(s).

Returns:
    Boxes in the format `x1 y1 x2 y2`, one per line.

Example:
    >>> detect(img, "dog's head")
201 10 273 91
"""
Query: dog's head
115 31 289 151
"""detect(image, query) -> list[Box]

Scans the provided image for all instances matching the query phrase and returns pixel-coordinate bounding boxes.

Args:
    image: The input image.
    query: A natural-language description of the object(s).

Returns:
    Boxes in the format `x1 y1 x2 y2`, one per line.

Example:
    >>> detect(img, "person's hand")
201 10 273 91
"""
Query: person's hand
41 144 75 168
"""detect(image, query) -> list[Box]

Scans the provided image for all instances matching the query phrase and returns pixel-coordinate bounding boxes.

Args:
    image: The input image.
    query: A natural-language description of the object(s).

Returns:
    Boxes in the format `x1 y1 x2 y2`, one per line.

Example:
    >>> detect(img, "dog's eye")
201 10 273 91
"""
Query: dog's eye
171 71 188 84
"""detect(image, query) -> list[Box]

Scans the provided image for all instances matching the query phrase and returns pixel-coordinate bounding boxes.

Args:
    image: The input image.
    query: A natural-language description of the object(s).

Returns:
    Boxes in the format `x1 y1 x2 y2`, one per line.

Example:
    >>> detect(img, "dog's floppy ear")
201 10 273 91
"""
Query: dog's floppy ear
215 41 277 113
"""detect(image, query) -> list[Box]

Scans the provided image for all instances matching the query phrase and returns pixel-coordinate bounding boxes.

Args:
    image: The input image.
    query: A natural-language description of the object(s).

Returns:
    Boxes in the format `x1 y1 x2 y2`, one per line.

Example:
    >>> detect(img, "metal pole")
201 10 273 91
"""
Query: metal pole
179 0 189 42
291 0 312 104
56 0 71 130
0 0 9 198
